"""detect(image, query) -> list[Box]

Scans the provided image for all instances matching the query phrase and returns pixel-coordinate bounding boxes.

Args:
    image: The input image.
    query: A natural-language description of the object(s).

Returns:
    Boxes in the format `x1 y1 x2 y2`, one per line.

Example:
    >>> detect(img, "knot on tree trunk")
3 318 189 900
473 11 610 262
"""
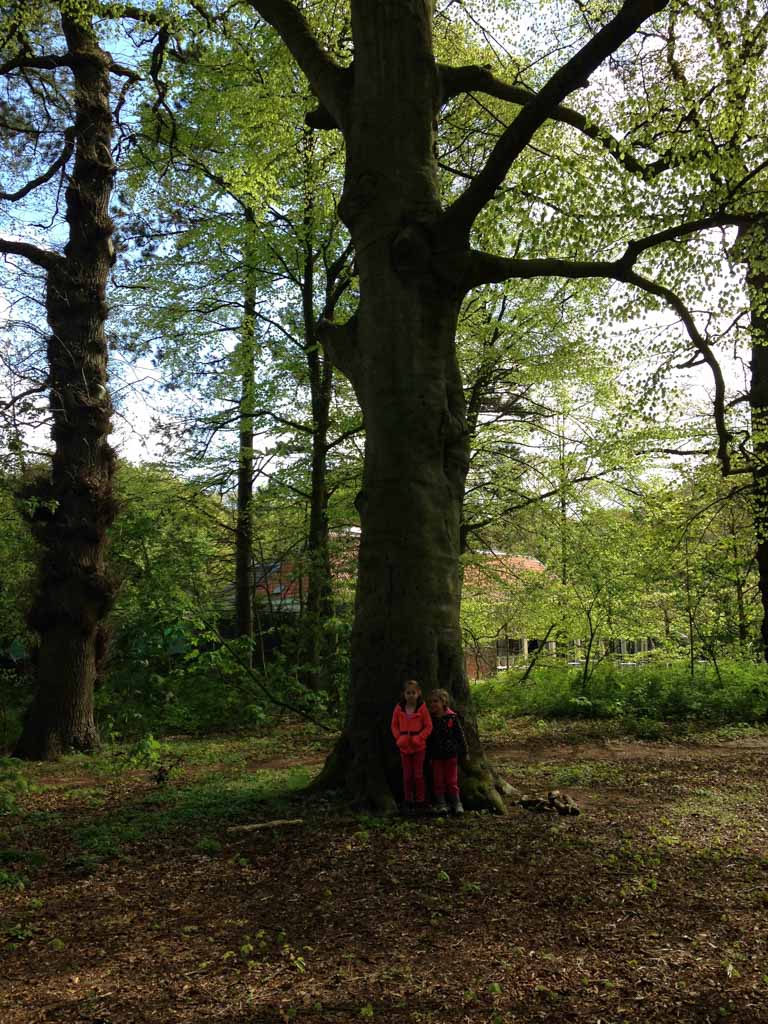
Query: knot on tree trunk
391 224 432 276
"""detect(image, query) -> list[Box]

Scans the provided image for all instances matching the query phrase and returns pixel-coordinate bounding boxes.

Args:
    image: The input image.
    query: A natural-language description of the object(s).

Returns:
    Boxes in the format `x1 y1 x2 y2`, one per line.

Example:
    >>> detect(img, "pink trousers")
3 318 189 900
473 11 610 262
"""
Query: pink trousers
432 757 459 799
400 750 426 803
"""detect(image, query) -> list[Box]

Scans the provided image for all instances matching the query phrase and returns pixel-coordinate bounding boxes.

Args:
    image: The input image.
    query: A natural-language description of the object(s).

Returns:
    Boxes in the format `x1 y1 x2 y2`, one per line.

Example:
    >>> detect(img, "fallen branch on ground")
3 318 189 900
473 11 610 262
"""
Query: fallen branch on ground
226 818 304 832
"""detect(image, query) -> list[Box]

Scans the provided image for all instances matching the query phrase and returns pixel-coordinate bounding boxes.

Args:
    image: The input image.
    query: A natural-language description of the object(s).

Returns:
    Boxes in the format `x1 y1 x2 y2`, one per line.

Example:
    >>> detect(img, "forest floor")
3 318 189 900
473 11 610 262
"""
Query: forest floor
2 719 768 1024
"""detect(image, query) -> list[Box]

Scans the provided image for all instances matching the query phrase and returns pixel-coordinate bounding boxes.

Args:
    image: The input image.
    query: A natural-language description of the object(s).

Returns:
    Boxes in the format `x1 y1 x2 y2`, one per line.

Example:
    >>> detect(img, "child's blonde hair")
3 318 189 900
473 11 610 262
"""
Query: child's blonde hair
429 688 451 706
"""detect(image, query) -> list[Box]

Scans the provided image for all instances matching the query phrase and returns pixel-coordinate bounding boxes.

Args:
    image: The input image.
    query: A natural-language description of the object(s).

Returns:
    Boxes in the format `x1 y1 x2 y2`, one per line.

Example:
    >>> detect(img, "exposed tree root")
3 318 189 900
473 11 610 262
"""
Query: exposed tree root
307 732 508 814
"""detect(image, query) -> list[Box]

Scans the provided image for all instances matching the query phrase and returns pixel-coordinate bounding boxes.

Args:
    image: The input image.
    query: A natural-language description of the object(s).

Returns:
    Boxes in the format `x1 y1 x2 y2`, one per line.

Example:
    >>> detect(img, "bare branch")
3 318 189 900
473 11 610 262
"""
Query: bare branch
438 0 670 241
438 63 651 176
0 127 75 201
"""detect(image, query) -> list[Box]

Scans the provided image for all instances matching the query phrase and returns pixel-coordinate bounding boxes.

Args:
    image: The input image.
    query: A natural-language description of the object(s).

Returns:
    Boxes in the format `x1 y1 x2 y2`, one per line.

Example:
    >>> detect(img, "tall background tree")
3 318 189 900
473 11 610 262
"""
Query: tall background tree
113 17 360 689
0 1 132 757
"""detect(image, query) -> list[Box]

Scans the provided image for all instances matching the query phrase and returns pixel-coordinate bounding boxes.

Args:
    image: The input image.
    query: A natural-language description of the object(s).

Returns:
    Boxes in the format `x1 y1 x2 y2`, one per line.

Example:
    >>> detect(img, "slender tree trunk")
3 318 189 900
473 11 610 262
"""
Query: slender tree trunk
15 14 117 759
312 0 503 811
683 534 696 679
727 507 748 650
303 347 334 690
301 224 335 692
235 268 257 665
744 221 768 661
558 420 569 586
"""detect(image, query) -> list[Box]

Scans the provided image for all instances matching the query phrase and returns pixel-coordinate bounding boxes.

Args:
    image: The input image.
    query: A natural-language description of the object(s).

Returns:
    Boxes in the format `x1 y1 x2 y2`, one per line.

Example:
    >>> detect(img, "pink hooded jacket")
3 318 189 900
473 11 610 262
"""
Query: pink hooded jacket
391 699 433 755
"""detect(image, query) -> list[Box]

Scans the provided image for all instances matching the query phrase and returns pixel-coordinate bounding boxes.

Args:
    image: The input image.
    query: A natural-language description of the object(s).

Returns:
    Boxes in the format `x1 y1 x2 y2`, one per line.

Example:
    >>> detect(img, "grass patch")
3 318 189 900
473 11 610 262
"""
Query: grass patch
513 760 630 788
150 766 313 827
58 766 315 868
0 848 46 868
2 736 318 878
666 784 762 827
0 758 32 813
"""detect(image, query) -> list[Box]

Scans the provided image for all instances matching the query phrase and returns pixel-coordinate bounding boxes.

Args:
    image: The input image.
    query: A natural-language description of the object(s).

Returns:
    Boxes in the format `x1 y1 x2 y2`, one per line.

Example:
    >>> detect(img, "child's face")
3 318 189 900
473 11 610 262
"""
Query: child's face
404 685 420 705
429 696 446 717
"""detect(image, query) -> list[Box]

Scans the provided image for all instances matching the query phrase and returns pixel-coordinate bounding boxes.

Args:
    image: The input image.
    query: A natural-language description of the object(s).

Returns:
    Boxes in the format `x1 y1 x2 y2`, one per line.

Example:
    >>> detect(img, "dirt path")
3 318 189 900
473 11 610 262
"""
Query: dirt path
485 734 768 763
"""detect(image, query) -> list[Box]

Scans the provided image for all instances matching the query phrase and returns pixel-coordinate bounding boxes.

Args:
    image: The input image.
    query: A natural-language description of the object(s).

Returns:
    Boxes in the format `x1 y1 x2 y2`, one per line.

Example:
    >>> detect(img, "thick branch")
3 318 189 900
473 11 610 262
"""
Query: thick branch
461 251 622 288
246 0 349 129
109 61 140 82
306 103 337 129
623 214 755 259
317 313 359 391
461 211 755 291
0 237 61 270
462 246 734 474
438 0 669 240
0 52 71 74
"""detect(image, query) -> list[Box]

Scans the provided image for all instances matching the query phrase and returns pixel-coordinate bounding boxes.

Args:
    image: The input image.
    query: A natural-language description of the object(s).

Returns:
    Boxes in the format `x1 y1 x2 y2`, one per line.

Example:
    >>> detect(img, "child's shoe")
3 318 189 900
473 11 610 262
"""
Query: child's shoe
449 796 465 816
432 796 449 815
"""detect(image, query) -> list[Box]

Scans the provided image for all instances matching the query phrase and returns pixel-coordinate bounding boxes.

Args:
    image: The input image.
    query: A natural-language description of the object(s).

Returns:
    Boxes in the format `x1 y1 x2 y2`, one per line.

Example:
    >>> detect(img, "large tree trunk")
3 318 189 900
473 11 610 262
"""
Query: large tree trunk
14 14 117 759
312 0 505 811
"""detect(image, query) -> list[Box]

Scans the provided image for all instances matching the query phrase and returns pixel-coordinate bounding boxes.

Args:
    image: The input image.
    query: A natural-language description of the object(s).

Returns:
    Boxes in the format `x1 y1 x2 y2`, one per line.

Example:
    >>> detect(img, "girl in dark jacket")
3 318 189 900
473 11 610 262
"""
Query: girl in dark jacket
427 689 468 815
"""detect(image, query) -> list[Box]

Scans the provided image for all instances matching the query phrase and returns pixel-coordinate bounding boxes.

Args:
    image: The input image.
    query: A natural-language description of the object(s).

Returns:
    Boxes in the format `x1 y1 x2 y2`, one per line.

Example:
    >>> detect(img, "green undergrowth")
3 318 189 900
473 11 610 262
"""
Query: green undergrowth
0 757 32 814
3 759 314 878
65 765 313 865
473 661 768 740
31 718 331 781
513 760 631 788
1 727 323 880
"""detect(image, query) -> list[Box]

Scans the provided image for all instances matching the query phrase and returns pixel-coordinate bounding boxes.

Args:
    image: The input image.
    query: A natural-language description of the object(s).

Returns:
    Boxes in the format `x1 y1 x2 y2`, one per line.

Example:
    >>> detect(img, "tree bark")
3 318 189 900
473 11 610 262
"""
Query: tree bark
300 219 335 692
744 221 768 661
14 13 117 759
303 336 335 690
249 0 666 811
235 267 257 665
309 0 504 811
727 506 749 650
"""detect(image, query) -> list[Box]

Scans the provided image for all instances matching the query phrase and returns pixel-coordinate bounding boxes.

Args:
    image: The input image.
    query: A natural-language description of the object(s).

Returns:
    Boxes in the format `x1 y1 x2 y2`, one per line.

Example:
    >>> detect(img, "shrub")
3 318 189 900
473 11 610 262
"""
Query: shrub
473 661 768 728
0 757 30 814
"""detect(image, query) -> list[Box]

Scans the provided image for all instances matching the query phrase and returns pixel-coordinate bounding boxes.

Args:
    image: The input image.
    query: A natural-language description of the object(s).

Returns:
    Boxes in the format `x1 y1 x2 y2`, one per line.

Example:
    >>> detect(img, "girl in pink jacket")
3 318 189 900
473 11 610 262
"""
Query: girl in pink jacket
391 680 433 812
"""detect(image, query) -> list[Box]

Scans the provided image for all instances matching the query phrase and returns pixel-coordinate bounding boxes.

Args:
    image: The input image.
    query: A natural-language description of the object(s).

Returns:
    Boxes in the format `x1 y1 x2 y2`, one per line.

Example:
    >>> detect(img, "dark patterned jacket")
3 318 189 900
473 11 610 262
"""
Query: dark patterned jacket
427 709 468 761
